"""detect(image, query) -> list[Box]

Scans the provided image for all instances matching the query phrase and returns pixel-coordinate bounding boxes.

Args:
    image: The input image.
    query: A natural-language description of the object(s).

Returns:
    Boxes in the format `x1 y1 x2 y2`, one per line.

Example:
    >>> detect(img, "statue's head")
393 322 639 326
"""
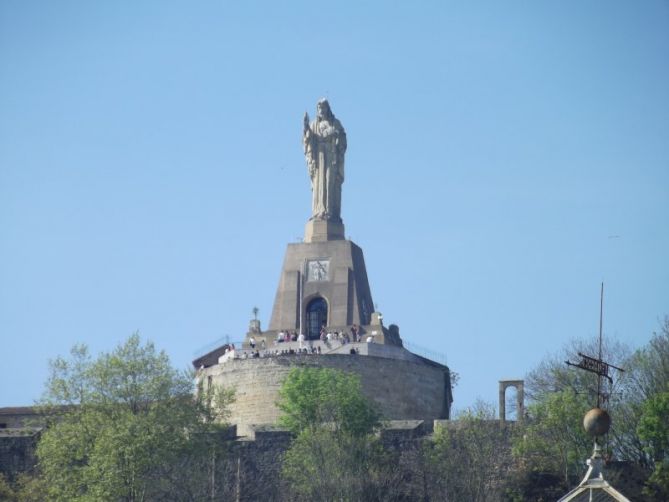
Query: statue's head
316 99 333 120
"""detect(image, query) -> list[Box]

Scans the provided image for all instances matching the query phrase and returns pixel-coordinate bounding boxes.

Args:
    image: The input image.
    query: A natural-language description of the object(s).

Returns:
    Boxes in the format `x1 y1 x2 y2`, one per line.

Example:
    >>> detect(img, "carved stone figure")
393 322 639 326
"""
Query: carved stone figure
303 99 347 221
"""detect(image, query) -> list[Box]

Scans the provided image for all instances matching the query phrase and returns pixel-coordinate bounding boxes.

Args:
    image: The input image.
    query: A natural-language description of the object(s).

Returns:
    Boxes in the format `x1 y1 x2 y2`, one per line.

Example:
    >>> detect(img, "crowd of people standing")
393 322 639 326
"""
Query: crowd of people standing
216 324 368 365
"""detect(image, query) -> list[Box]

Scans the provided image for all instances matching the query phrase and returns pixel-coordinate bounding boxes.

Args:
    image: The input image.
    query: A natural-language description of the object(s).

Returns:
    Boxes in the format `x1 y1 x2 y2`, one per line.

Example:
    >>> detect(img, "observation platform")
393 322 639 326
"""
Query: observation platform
193 337 452 437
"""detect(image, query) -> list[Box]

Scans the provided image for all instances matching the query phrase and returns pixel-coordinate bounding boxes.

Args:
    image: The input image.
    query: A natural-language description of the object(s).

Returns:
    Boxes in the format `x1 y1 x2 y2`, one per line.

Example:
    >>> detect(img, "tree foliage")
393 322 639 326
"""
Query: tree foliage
627 317 669 402
638 385 669 462
512 390 592 485
425 401 512 502
0 473 15 501
637 385 669 500
278 366 380 436
510 317 669 498
34 334 233 502
282 427 396 502
277 367 397 501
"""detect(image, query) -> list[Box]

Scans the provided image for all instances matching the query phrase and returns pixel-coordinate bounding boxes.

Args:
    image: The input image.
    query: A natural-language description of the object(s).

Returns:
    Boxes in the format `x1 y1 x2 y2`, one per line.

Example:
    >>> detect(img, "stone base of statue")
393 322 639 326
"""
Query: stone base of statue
267 238 373 334
304 219 345 243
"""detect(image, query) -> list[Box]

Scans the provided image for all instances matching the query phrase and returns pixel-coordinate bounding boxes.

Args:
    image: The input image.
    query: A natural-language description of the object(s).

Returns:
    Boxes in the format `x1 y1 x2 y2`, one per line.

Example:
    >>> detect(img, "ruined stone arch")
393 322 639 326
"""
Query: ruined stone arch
499 380 524 423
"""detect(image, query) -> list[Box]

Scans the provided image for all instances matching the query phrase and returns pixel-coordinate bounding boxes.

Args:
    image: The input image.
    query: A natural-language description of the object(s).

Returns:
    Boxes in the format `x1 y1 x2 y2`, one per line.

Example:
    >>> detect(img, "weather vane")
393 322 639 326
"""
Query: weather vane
565 282 625 408
559 285 632 502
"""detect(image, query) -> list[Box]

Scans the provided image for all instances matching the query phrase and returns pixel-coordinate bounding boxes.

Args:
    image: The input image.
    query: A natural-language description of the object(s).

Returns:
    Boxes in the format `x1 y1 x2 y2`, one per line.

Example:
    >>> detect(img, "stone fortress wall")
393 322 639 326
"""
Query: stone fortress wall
0 419 473 498
0 432 38 482
199 343 452 436
0 414 646 501
0 407 41 482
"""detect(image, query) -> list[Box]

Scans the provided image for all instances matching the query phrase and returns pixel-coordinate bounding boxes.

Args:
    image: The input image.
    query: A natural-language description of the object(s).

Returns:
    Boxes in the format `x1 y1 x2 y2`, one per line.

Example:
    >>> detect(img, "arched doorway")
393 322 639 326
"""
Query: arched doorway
306 297 327 340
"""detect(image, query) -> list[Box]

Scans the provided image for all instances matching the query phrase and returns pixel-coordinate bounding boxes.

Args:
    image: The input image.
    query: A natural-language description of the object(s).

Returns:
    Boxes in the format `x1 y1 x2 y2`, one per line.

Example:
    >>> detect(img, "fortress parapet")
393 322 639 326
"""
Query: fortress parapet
194 343 452 437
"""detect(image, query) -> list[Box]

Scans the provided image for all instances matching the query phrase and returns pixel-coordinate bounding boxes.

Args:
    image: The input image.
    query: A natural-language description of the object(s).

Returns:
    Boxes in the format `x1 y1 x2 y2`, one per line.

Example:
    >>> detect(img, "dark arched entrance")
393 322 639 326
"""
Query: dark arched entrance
306 297 327 340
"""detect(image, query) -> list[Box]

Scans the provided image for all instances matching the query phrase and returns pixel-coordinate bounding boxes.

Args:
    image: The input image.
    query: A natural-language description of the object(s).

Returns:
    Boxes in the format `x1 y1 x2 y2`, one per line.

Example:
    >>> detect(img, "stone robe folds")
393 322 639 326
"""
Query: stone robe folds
303 104 346 222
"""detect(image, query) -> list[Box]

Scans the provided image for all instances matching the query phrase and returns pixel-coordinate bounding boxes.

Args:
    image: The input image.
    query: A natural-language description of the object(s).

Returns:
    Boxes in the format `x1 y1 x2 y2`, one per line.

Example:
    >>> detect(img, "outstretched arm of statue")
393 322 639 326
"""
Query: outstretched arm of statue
303 112 310 134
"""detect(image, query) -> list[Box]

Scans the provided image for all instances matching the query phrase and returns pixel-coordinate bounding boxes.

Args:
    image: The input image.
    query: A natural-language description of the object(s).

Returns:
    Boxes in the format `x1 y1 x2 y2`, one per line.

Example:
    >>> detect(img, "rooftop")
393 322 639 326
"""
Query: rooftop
558 443 632 502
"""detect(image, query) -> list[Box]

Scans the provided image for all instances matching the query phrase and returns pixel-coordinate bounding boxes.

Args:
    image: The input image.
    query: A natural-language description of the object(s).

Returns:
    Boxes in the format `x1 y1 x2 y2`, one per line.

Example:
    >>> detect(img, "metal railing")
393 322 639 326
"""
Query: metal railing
192 337 244 359
402 340 448 366
192 335 448 366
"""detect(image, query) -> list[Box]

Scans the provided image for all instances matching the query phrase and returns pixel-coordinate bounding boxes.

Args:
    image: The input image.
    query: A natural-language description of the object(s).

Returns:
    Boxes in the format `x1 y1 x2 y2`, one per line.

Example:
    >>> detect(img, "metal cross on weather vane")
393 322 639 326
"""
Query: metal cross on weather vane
565 283 625 408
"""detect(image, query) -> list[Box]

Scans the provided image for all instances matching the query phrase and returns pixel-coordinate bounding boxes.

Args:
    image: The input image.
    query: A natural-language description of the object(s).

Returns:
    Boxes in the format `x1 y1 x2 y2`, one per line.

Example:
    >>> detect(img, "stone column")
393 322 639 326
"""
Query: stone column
499 382 506 423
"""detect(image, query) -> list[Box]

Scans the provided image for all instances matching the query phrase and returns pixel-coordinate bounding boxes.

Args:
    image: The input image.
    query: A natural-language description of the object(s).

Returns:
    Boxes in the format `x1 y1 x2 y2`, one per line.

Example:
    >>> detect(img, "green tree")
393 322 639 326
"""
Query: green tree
508 336 629 499
282 427 396 502
615 316 669 467
510 321 669 498
638 385 669 462
278 366 380 435
522 335 643 462
425 401 513 502
0 473 16 501
277 367 396 501
637 385 669 500
627 318 669 402
12 473 48 502
0 469 48 501
35 334 233 502
512 389 592 486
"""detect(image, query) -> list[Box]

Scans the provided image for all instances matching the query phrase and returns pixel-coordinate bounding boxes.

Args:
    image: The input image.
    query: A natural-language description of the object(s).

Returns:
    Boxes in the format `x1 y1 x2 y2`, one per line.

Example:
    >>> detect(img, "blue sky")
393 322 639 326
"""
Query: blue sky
1 1 668 412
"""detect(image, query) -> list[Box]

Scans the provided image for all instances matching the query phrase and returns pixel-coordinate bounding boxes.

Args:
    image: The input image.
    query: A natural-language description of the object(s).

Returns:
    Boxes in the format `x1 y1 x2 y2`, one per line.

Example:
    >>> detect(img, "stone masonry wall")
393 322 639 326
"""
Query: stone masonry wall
0 432 39 482
1 420 645 500
215 420 514 502
201 353 451 436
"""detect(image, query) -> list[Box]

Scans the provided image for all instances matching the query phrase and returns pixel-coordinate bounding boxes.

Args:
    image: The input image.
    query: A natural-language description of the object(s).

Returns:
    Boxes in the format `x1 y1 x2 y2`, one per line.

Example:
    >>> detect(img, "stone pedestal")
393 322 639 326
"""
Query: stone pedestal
304 219 345 243
268 239 374 334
